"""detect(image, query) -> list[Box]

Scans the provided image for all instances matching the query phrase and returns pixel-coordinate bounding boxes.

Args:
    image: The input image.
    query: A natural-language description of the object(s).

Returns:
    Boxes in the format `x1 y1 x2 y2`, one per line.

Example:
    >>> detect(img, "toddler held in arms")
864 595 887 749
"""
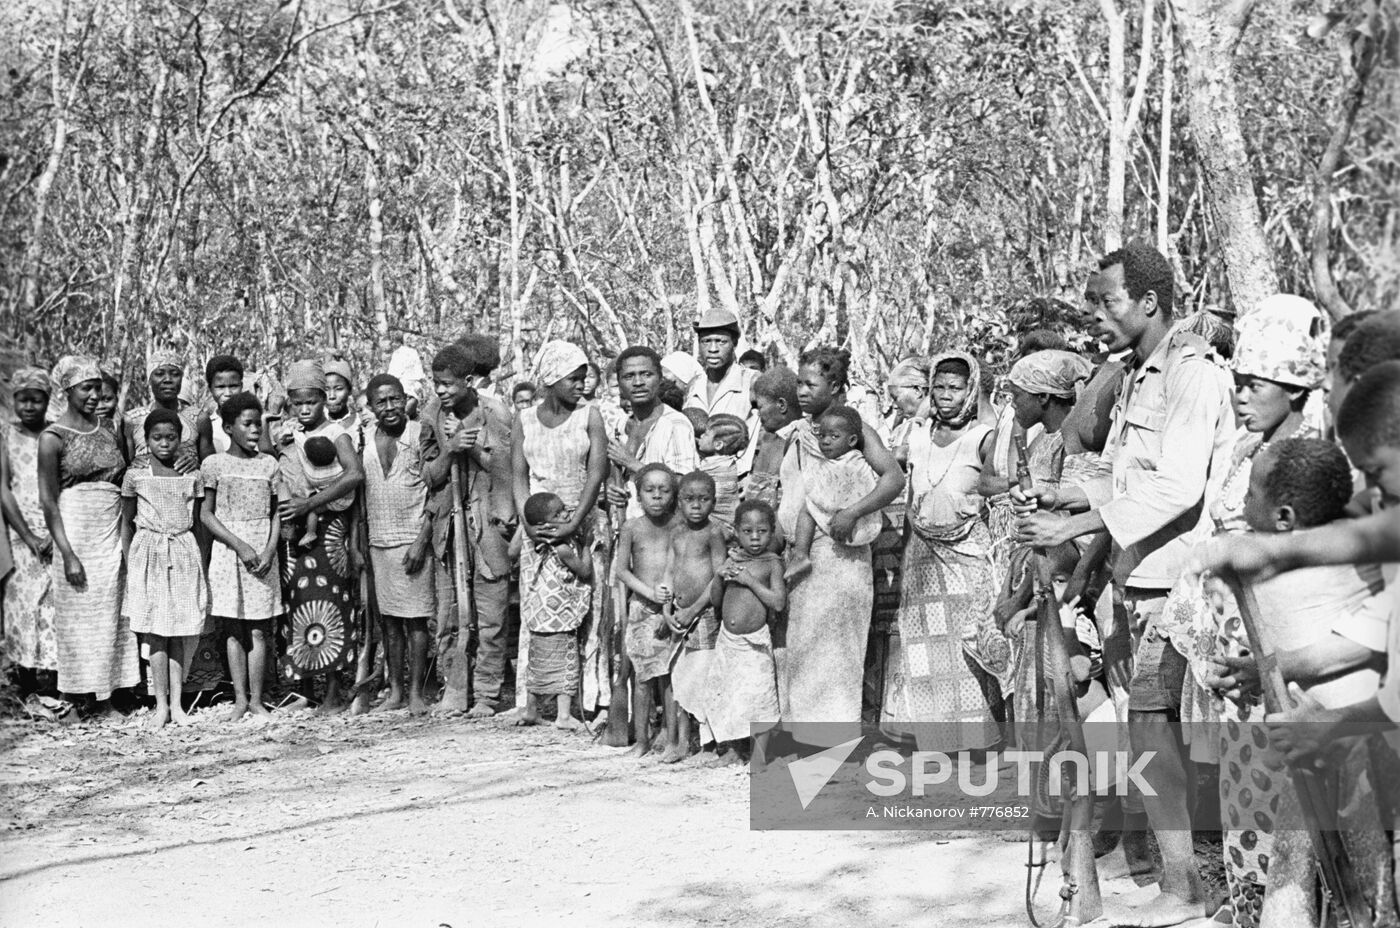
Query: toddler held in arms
516 491 591 730
785 405 880 581
287 435 350 548
697 413 748 531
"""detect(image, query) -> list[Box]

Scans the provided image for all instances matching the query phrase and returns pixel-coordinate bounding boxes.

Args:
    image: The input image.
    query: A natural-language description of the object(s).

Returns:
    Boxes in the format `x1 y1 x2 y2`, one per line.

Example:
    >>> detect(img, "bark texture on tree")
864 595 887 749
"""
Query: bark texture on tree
1171 0 1277 314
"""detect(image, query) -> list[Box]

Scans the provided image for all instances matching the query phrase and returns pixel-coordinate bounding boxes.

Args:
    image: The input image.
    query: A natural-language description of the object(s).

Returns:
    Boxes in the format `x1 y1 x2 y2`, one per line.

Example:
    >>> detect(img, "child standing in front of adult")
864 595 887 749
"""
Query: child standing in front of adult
122 409 209 728
690 500 786 767
201 392 282 722
663 471 728 763
196 354 246 458
784 405 881 581
614 463 679 757
516 491 591 729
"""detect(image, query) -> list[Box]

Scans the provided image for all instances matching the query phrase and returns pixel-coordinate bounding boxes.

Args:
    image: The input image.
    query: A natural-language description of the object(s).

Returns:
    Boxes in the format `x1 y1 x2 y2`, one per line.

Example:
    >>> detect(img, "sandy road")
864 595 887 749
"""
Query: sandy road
0 709 1148 928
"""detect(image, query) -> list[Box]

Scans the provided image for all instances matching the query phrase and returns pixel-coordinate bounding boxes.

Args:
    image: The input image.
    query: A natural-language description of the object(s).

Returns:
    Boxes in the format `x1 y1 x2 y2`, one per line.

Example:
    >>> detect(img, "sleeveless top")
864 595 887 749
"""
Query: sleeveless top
44 421 126 489
361 420 428 547
520 405 589 509
907 422 991 529
124 403 201 460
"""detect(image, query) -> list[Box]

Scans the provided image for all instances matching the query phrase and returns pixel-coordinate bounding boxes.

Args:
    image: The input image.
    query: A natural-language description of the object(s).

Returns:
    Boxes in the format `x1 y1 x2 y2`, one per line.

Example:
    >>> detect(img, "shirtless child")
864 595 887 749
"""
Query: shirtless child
663 472 728 763
687 500 786 768
614 463 679 757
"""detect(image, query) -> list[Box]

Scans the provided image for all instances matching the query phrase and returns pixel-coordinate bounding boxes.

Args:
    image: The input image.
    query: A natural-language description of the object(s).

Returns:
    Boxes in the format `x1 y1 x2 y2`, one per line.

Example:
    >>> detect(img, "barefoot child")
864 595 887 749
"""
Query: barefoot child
517 492 591 729
362 374 435 715
784 405 880 580
699 500 786 766
122 409 209 727
200 393 282 722
663 471 728 762
697 413 748 531
614 463 679 755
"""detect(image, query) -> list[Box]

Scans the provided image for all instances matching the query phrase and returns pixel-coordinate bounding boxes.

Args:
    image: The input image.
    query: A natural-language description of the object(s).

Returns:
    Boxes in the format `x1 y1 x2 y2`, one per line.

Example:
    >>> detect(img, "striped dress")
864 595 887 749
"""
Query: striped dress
46 421 140 698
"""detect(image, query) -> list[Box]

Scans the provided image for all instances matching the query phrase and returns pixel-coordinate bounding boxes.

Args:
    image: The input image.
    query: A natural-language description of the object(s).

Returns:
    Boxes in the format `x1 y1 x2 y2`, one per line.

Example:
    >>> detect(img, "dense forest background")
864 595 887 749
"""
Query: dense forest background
2 0 1396 389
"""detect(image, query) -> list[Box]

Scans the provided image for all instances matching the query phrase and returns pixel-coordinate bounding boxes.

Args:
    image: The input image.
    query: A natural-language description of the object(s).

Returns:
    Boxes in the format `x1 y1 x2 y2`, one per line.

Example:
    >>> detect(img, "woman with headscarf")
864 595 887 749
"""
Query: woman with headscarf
1158 296 1334 927
322 350 360 435
37 357 138 718
776 347 905 748
276 358 365 713
511 340 609 721
2 368 58 688
883 350 1010 754
122 349 202 471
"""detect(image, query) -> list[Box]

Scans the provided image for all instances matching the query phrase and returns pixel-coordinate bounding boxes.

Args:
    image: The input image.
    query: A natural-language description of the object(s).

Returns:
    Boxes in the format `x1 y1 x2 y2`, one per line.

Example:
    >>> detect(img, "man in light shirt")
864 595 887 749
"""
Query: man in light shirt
683 308 760 475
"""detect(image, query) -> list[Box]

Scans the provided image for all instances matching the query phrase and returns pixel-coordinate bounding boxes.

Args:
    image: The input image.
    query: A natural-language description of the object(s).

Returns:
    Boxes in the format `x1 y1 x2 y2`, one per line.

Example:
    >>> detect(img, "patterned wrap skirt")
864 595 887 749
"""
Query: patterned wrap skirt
526 630 579 696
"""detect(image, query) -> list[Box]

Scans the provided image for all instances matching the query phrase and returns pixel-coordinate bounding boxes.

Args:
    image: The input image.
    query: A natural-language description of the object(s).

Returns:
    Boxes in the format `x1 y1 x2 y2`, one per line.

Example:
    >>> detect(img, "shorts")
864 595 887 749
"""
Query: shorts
1120 588 1185 713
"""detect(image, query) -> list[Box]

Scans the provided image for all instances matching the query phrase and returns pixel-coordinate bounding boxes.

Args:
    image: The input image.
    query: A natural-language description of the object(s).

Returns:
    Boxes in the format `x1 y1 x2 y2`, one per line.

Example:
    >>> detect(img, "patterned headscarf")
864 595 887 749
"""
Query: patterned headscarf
148 348 184 376
534 340 589 388
887 358 930 391
54 356 102 391
1231 294 1330 389
1008 349 1093 400
11 367 50 397
284 359 327 393
929 350 982 426
660 351 703 386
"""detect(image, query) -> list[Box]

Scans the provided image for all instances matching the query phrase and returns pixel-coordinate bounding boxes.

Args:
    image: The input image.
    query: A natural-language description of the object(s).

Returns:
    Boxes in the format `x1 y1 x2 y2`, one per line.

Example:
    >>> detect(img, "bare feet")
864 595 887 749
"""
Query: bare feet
715 750 744 767
250 702 272 718
466 703 495 719
408 696 430 716
626 740 652 758
658 741 689 764
297 530 317 549
514 709 541 727
1109 890 1209 927
224 702 250 723
348 695 373 716
146 706 171 730
315 698 348 717
554 715 582 731
170 708 193 727
783 555 812 583
682 748 717 765
376 692 407 713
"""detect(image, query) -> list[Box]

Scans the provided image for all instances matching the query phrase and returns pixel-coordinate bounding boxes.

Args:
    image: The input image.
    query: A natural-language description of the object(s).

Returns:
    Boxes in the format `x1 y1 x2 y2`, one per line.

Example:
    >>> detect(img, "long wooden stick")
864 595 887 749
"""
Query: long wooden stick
1225 577 1372 928
444 458 475 708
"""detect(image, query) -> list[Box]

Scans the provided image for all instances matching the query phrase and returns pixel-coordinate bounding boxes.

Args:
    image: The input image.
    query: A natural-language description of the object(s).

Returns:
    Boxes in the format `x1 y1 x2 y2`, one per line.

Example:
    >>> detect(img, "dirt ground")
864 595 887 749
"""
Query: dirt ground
0 703 1169 928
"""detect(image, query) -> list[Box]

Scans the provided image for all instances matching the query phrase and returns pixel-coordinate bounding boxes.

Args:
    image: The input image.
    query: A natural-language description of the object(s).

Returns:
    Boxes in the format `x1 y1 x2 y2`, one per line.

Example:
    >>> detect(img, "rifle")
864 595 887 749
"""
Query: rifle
1017 432 1101 928
441 391 480 712
1225 577 1373 928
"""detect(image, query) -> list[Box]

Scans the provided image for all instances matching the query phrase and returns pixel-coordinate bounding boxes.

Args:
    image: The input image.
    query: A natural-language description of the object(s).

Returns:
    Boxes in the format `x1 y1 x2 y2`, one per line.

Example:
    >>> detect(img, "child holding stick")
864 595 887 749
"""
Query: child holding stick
614 463 678 757
122 408 209 728
200 393 282 722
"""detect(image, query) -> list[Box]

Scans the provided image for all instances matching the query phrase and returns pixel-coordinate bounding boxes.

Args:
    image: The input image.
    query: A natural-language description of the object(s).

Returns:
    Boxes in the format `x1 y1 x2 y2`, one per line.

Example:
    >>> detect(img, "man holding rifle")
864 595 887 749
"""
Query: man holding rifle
1015 243 1234 927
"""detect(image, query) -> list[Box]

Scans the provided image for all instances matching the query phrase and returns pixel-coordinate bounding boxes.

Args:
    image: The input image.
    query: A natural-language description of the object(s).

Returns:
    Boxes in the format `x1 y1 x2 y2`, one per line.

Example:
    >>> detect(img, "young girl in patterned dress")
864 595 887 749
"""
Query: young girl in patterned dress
121 408 209 728
200 393 282 723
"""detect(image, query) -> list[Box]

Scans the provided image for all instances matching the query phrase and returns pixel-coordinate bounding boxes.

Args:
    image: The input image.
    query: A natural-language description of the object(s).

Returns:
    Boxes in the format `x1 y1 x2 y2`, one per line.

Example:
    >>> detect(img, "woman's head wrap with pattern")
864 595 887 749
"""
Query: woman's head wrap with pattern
1231 294 1330 389
534 341 589 388
1007 349 1093 400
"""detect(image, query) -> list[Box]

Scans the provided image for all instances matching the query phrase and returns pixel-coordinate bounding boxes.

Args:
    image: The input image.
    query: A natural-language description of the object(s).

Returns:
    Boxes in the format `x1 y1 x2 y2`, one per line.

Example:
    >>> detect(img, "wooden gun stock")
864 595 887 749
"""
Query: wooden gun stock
1226 577 1373 928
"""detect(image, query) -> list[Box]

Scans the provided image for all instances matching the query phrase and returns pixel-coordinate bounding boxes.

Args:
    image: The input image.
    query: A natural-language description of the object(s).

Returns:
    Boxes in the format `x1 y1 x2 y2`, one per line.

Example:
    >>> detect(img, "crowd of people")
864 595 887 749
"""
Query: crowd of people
3 241 1400 927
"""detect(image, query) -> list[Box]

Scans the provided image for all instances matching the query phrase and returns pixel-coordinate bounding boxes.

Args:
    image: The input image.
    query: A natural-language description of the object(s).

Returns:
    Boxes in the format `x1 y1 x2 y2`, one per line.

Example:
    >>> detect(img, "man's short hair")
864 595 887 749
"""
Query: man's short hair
1257 438 1353 528
365 373 403 397
204 354 244 385
1099 243 1174 316
1338 311 1400 384
616 345 662 375
1337 360 1400 457
1331 310 1376 345
752 366 801 413
431 344 474 379
455 333 501 376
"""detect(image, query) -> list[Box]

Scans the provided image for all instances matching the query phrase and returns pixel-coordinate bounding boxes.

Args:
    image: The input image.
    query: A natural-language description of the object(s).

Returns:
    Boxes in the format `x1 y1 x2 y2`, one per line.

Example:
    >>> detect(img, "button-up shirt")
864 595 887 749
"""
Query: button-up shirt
684 362 760 474
613 406 700 520
1084 325 1235 589
421 393 515 578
